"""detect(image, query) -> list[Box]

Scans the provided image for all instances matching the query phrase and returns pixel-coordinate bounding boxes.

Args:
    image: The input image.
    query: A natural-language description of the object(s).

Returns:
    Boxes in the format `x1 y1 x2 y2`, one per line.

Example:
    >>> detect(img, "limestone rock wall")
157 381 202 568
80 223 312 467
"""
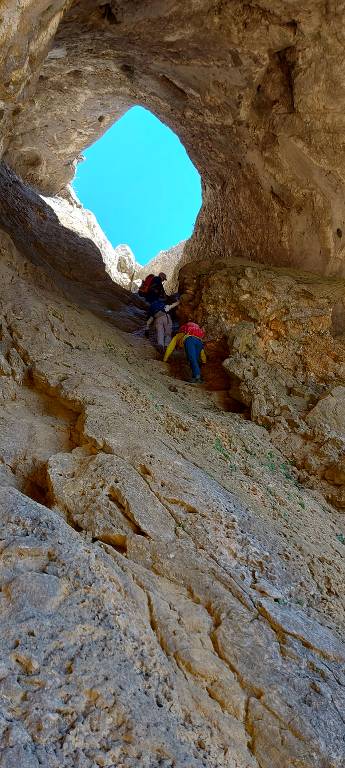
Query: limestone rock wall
178 258 345 509
135 240 186 294
0 162 145 330
114 243 138 288
1 3 345 766
0 230 345 767
43 189 139 289
3 2 345 274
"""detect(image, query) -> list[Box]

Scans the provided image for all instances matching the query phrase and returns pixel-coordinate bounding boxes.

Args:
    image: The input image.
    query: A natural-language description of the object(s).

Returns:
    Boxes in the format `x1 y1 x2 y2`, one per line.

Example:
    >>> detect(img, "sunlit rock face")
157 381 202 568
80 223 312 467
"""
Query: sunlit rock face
178 258 345 509
1 4 345 767
0 235 345 768
2 1 345 275
135 241 186 294
114 244 138 287
42 190 138 288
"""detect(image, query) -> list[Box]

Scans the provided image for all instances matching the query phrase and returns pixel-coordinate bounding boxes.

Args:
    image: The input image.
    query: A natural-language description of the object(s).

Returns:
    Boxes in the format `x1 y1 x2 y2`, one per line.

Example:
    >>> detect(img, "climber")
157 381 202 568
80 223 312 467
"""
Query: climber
138 272 167 303
163 321 206 384
145 298 179 354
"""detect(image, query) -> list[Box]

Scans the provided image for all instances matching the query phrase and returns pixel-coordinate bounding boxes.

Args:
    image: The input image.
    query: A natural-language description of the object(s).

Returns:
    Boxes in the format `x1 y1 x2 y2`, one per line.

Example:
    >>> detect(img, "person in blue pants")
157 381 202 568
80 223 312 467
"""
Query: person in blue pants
163 324 206 383
184 336 204 381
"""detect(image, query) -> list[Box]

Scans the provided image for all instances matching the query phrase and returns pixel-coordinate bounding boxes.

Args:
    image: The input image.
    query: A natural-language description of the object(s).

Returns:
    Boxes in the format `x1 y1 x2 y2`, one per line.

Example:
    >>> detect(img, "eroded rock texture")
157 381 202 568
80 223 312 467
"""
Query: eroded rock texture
3 1 345 274
135 241 186 294
0 229 345 767
1 2 345 766
0 163 143 330
179 258 345 510
43 190 139 289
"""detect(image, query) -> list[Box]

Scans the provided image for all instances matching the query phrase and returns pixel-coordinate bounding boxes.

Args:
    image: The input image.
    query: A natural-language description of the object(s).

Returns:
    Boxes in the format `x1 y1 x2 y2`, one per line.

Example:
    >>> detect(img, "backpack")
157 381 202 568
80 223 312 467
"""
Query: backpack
138 274 155 296
180 322 205 339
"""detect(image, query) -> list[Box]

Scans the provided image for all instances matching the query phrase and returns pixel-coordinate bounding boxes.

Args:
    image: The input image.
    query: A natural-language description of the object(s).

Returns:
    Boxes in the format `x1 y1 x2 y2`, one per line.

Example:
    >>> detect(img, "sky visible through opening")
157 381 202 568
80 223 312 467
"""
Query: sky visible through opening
73 106 202 265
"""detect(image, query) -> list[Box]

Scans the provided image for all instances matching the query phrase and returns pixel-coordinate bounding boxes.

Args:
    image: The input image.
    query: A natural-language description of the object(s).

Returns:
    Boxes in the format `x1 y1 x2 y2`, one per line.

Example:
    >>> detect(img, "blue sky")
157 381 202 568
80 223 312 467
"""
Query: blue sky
72 106 201 265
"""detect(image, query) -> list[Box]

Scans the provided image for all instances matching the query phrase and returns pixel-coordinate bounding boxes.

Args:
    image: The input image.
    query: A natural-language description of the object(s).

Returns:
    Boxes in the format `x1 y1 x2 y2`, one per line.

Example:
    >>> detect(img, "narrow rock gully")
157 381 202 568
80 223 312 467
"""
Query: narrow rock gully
1 236 345 768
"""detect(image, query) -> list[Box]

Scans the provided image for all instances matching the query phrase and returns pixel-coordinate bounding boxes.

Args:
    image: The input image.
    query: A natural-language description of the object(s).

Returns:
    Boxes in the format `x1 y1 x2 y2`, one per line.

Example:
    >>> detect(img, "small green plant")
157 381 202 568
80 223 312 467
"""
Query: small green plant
336 533 345 545
263 456 274 470
104 339 116 353
263 451 276 472
266 460 276 472
176 521 188 533
280 462 294 481
214 437 235 469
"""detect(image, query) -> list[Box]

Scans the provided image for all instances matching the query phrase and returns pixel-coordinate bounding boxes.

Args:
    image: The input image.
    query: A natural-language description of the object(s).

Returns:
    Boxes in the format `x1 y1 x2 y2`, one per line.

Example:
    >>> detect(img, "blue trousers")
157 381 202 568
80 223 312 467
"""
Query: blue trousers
184 336 204 379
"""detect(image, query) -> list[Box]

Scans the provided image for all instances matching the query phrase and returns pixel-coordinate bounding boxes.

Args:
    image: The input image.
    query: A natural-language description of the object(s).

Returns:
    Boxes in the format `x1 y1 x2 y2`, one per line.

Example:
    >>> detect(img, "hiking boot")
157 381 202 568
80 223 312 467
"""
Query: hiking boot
188 377 203 384
157 345 164 357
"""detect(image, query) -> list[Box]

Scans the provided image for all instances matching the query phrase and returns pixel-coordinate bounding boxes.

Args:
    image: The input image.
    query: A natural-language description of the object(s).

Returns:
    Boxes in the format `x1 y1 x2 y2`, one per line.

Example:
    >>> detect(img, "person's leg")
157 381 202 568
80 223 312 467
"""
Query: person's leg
164 314 173 348
154 314 165 349
184 337 202 379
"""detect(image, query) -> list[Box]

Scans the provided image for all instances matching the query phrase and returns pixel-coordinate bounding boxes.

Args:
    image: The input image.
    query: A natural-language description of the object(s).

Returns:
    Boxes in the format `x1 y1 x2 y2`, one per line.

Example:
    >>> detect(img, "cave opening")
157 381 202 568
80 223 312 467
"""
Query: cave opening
72 105 202 266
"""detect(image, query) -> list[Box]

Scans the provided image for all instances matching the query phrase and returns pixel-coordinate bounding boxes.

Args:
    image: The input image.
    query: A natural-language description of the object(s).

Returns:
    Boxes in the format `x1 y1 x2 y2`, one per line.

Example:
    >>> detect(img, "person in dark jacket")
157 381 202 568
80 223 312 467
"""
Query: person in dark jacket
145 272 167 303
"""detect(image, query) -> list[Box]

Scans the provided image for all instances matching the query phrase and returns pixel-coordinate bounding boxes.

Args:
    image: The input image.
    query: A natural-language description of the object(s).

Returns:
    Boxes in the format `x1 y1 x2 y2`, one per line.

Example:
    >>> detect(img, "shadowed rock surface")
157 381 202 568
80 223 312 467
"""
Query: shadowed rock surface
0 228 345 767
3 1 345 274
43 189 140 289
0 163 144 330
1 3 345 767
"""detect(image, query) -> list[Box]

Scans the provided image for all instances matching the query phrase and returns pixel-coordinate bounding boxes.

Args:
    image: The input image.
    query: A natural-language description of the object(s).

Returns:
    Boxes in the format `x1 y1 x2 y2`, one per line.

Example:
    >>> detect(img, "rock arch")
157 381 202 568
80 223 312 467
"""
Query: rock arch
1 6 345 768
2 1 345 277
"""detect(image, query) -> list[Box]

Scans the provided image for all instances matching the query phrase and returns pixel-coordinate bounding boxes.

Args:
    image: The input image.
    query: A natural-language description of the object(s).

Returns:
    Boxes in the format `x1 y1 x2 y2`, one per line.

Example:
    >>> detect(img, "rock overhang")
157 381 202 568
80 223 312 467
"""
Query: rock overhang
2 1 345 275
1 5 345 765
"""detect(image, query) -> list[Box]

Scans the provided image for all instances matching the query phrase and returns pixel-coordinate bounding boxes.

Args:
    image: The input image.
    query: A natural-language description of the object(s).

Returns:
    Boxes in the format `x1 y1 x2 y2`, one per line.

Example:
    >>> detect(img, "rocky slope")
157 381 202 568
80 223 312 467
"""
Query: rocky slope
0 230 345 768
1 3 345 766
178 258 345 510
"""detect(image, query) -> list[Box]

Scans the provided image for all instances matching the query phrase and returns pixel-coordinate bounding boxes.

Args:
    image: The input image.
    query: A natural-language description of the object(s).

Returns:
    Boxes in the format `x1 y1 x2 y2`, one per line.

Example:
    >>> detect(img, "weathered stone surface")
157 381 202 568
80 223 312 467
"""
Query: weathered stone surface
306 386 345 437
1 3 345 765
135 241 186 294
0 163 145 331
47 448 176 543
0 488 217 767
258 598 345 662
114 243 137 281
43 189 139 289
0 236 344 765
3 2 345 274
178 257 345 508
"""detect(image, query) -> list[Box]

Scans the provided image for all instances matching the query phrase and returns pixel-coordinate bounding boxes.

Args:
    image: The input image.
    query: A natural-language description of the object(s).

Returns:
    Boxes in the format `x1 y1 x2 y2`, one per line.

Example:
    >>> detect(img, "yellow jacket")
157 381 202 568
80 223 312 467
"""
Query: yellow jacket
164 333 207 363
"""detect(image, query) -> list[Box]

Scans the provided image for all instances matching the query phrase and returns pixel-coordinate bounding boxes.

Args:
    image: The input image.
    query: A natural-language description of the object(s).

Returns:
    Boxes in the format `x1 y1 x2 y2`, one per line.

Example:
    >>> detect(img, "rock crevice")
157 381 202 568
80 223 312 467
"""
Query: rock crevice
1 3 345 766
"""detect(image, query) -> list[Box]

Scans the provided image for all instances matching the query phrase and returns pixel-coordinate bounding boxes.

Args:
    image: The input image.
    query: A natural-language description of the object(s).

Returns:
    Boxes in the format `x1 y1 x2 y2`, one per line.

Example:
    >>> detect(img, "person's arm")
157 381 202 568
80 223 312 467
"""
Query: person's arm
164 333 182 362
164 301 179 313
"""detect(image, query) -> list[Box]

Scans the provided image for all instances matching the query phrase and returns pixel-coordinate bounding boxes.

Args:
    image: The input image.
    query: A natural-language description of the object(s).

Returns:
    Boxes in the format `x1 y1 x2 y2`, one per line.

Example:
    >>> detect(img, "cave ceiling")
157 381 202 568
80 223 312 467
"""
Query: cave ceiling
2 1 345 274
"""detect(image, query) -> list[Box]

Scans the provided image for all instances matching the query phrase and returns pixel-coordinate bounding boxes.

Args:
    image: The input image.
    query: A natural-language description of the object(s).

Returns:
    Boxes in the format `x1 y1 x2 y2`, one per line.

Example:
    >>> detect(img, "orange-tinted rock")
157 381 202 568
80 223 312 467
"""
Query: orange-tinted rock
179 257 345 508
